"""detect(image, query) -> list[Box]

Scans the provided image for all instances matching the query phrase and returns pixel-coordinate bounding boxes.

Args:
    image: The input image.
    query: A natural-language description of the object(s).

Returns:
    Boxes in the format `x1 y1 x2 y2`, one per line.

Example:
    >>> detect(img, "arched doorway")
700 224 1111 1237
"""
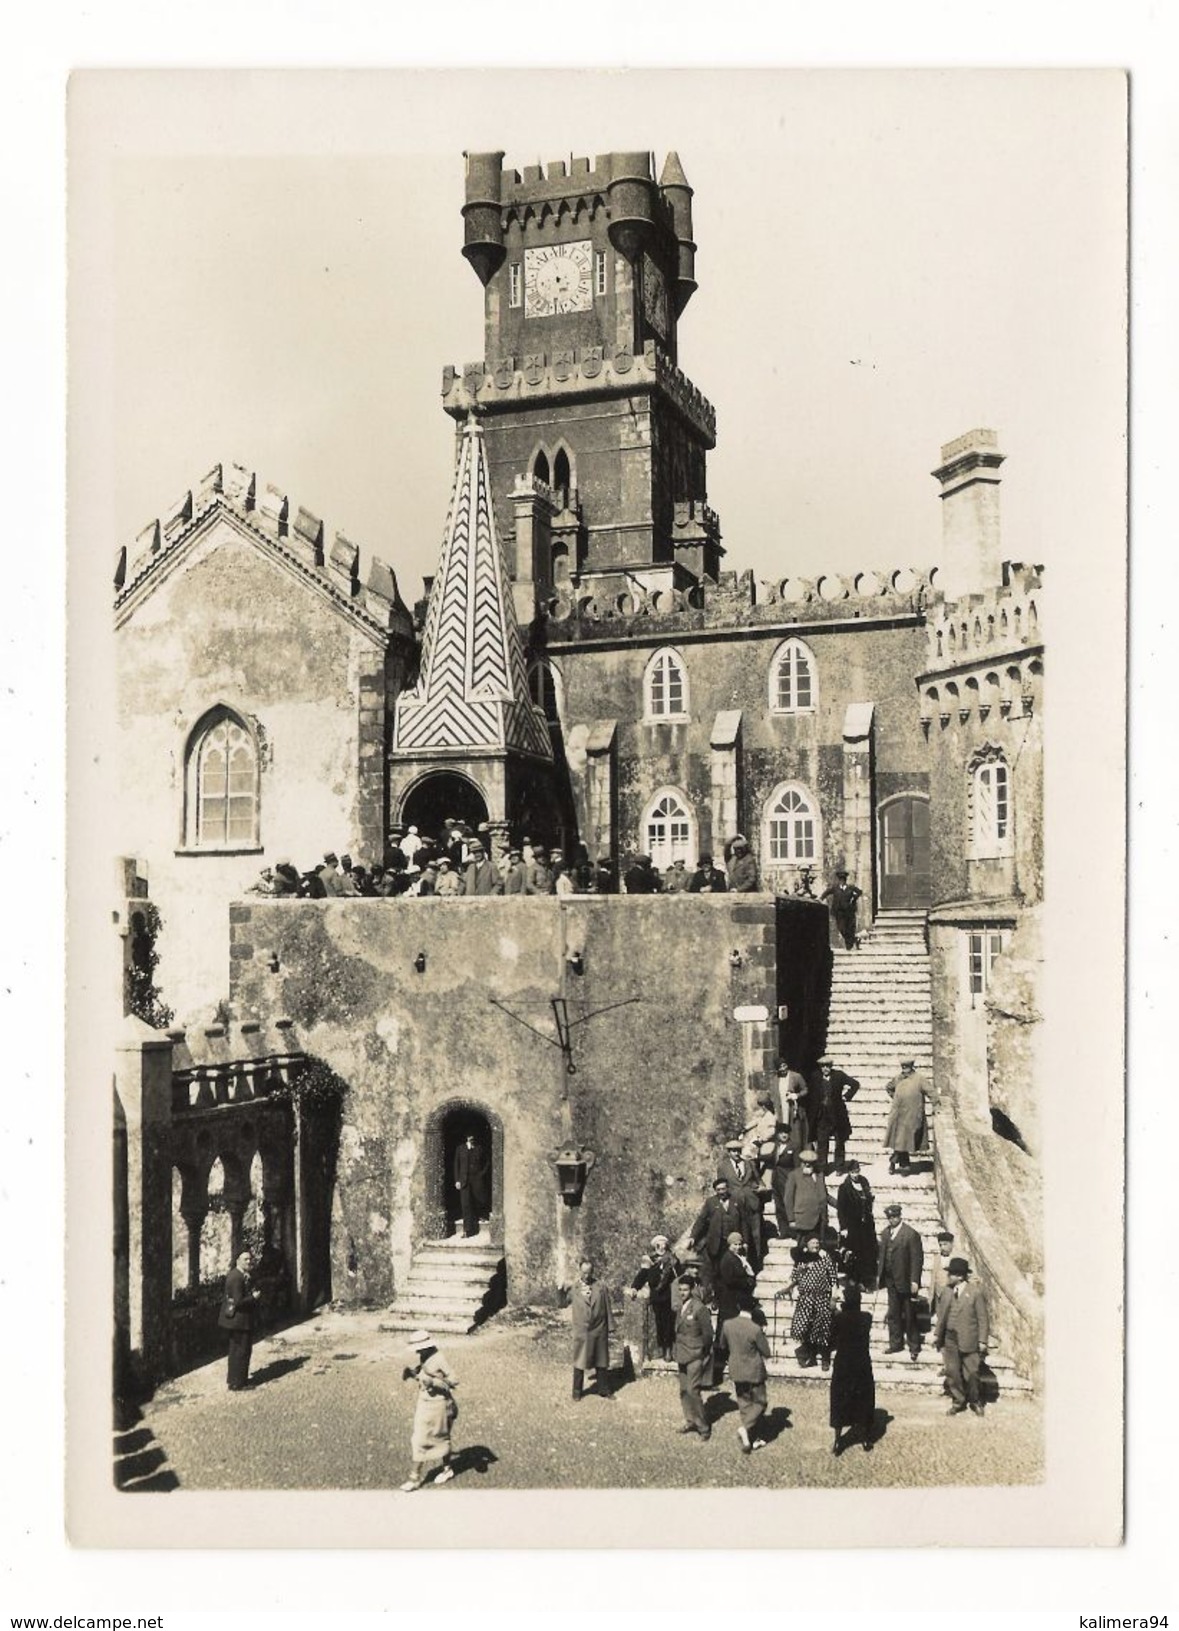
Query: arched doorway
878 793 931 909
400 772 489 843
442 1107 494 1239
421 1101 503 1244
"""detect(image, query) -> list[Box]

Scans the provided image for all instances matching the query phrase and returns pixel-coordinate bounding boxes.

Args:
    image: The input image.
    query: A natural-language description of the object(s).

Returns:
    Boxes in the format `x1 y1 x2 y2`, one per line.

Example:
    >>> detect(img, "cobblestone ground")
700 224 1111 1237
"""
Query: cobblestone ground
119 1309 1043 1493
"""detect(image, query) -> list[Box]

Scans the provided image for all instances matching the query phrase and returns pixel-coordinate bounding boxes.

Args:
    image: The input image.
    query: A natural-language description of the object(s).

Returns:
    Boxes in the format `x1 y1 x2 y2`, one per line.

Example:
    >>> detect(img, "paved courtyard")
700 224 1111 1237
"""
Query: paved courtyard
115 1308 1043 1494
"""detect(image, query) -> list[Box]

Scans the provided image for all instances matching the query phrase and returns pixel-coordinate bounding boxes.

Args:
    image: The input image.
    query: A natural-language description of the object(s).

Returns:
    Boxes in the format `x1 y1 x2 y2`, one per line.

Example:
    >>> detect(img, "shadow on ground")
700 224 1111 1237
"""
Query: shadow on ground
113 1400 179 1493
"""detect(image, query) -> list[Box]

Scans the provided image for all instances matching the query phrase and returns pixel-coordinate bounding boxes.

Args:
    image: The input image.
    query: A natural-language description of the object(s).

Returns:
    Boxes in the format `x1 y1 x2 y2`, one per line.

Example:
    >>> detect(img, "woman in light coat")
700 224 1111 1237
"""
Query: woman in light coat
400 1330 459 1491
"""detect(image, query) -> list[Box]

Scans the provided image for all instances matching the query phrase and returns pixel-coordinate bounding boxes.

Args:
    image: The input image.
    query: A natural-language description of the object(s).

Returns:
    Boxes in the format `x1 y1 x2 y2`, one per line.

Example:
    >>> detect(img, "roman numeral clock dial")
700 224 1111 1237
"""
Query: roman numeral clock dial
524 241 594 318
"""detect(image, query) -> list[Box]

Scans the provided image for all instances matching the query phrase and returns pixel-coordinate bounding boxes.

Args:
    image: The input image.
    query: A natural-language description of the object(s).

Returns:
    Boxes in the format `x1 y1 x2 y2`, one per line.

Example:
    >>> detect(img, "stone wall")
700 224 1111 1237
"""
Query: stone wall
228 895 829 1304
116 513 411 1024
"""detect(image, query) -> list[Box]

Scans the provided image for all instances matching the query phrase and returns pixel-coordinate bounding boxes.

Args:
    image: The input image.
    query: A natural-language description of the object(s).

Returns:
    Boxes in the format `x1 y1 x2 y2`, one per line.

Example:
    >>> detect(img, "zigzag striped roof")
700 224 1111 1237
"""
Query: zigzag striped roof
392 416 551 761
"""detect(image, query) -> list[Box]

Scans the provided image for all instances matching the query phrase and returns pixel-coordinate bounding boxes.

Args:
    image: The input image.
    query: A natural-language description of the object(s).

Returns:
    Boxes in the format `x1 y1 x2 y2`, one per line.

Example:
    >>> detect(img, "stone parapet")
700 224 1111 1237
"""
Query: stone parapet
442 339 717 446
115 462 414 640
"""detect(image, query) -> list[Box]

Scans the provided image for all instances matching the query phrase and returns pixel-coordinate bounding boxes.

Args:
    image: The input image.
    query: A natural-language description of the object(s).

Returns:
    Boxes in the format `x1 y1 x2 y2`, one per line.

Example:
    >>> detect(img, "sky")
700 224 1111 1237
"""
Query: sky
99 69 1126 606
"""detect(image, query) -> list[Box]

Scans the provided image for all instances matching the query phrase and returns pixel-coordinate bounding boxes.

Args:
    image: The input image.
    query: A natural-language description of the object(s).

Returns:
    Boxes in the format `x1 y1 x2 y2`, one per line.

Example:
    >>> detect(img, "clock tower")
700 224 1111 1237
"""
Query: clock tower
443 150 722 618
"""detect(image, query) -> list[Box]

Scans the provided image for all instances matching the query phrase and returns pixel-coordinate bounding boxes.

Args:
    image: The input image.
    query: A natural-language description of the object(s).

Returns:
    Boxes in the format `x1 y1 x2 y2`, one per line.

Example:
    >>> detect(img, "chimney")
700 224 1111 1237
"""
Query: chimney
931 429 1005 599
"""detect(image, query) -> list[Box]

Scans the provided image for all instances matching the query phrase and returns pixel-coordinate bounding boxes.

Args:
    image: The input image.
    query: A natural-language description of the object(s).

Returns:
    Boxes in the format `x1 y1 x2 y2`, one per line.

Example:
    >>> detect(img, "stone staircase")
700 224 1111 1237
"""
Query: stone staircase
380 1236 505 1337
752 910 1030 1395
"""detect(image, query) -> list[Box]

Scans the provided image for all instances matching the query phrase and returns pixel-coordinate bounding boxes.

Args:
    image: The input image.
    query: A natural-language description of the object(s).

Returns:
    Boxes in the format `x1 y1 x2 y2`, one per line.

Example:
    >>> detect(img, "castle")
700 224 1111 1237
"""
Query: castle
112 151 1043 1393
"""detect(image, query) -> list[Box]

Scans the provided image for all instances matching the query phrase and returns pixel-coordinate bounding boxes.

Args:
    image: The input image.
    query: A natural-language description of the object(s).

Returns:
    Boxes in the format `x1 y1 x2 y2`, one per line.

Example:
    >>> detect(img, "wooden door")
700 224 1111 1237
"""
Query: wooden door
879 796 931 909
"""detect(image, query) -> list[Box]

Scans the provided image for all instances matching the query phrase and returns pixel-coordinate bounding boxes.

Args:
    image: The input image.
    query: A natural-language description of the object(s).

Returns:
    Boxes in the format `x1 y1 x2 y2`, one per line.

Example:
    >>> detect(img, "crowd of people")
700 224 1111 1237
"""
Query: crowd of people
244 825 832 902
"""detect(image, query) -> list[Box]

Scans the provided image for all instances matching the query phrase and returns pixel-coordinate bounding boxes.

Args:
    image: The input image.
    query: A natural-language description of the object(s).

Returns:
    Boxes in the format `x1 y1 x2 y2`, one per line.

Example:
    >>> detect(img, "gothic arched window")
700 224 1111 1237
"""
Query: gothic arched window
553 447 571 507
532 449 550 488
769 638 817 714
764 782 821 865
186 707 259 849
644 647 689 721
643 788 696 872
969 747 1013 859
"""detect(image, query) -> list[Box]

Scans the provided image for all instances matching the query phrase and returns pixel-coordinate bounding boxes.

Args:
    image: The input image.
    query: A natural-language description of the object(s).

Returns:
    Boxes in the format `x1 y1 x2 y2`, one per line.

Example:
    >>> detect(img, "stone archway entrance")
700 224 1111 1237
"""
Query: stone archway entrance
400 772 488 842
421 1100 503 1244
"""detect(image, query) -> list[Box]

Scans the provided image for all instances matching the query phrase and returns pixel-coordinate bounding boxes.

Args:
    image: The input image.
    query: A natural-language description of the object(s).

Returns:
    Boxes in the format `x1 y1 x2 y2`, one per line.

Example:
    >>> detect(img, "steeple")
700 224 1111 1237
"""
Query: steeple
392 415 551 762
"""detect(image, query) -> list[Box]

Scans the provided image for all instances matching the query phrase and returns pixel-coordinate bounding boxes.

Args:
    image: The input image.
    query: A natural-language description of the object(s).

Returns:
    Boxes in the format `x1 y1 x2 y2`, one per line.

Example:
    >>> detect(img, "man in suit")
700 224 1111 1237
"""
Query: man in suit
500 847 529 894
673 1270 714 1440
820 868 863 949
807 1056 860 1175
877 1202 924 1360
934 1257 991 1416
722 1308 772 1453
218 1250 262 1391
716 1140 763 1266
460 838 503 897
453 1133 490 1238
570 1260 613 1402
779 1148 829 1245
688 853 728 893
688 1178 746 1301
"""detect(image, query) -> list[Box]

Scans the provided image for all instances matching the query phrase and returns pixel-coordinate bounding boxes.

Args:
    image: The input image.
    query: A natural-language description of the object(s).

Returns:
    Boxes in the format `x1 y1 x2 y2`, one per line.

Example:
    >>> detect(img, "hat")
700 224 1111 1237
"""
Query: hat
726 1231 745 1247
405 1329 434 1351
650 1234 669 1249
407 825 418 835
425 862 439 872
732 836 749 851
724 1137 742 1151
774 1120 792 1133
818 1054 833 1066
836 868 848 878
677 1268 700 1286
948 1257 971 1278
698 853 713 866
323 851 338 864
936 1229 954 1242
845 1159 860 1172
438 858 452 868
901 1057 916 1069
798 1148 817 1164
884 1203 902 1218
275 857 292 868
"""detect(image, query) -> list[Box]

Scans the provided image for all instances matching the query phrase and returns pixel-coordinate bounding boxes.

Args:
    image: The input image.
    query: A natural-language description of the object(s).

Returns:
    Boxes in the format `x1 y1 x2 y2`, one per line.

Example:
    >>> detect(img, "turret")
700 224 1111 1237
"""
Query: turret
606 151 656 261
461 150 506 287
659 151 697 315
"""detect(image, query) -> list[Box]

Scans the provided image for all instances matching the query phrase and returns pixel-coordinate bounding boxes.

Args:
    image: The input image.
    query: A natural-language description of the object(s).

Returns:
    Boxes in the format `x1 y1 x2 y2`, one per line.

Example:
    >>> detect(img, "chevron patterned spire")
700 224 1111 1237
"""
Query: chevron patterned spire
392 415 552 760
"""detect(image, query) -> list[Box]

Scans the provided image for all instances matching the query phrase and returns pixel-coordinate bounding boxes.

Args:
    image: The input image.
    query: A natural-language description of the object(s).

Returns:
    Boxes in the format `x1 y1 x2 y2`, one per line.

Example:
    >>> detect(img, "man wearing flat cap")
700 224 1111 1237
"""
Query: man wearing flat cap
877 1202 924 1360
716 1140 763 1268
779 1148 829 1246
688 1178 746 1301
934 1258 990 1416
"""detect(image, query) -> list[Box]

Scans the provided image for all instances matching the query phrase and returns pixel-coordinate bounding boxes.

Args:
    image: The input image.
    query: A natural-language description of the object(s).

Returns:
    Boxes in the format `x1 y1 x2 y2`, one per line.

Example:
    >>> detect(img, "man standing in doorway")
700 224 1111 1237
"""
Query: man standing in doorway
454 1132 490 1239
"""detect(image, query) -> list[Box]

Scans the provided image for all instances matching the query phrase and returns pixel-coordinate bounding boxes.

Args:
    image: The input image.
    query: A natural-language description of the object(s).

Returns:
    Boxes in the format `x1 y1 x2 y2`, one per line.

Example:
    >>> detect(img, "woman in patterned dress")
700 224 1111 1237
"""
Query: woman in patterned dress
788 1234 839 1369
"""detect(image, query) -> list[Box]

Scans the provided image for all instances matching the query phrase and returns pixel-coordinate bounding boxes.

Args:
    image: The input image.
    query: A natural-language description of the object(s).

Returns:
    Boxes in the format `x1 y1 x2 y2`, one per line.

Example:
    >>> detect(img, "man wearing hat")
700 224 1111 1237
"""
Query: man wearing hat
688 853 728 894
623 852 660 893
927 1227 957 1317
317 851 344 896
877 1202 924 1360
400 1329 459 1491
673 1270 714 1440
688 1178 746 1301
628 1235 681 1361
726 835 759 894
500 846 529 895
806 1055 860 1175
524 846 556 895
883 1058 930 1176
716 1140 763 1267
779 1148 829 1246
663 856 691 893
434 856 462 897
820 867 863 949
934 1258 990 1416
461 837 502 897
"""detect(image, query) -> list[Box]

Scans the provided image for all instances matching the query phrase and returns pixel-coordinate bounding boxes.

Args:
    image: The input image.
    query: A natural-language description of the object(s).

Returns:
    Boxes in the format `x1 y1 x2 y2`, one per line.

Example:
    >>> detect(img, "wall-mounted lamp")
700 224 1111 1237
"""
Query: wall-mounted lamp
413 951 427 974
728 949 744 970
551 1146 596 1207
566 950 585 975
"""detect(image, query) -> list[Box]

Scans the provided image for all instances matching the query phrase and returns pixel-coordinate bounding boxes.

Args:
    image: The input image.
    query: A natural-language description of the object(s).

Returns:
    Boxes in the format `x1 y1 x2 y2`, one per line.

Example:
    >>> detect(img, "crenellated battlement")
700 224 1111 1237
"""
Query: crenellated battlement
538 561 936 640
114 462 414 640
925 560 1043 667
918 562 1044 728
443 339 716 445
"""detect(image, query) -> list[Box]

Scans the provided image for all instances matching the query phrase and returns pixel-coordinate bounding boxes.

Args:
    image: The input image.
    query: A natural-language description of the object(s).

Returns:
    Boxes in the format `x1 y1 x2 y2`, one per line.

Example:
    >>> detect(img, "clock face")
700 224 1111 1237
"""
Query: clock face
642 253 669 339
524 241 594 318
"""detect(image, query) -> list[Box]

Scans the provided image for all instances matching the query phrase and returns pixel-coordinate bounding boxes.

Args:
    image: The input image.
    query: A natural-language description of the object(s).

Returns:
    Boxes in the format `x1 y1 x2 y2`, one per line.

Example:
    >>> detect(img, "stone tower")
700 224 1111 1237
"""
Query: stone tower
443 151 722 616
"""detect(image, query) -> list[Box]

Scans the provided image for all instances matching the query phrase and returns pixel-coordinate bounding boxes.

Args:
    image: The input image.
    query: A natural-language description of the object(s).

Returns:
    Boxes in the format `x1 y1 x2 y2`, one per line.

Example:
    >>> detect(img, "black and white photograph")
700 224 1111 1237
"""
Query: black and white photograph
62 66 1128 1551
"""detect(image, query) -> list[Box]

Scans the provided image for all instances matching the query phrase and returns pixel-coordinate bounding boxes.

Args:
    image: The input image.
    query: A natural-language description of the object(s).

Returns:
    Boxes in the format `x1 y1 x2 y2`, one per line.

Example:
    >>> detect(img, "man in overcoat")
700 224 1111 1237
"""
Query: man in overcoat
673 1270 714 1440
934 1257 990 1416
688 1178 747 1300
570 1260 613 1402
877 1202 924 1360
779 1149 829 1245
453 1132 490 1238
883 1058 930 1175
218 1250 261 1391
460 839 503 897
722 1308 771 1453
